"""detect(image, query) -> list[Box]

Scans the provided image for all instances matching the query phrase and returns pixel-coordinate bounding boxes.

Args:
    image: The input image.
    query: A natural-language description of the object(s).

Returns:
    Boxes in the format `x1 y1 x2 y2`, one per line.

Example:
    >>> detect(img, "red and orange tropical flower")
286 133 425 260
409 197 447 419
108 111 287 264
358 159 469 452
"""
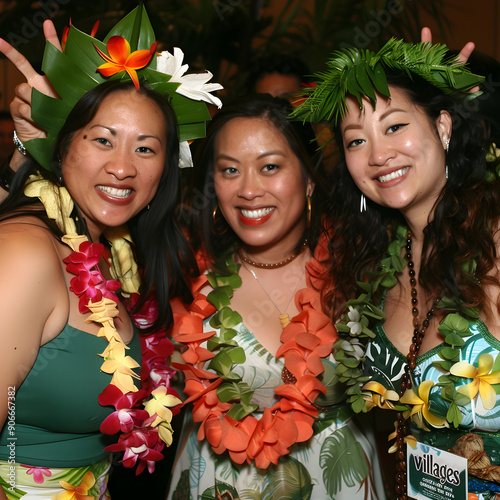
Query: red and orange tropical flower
94 36 157 90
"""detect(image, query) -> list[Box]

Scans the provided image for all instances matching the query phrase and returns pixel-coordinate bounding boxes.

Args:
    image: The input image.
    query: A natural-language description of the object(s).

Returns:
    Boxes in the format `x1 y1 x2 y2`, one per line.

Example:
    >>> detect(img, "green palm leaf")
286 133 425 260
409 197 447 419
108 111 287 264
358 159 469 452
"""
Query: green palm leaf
293 38 484 125
319 426 369 495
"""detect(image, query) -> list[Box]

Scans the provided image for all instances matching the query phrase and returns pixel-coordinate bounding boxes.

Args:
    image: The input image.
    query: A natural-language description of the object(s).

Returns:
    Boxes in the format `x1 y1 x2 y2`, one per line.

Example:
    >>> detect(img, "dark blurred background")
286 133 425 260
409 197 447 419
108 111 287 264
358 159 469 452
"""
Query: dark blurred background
1 0 499 109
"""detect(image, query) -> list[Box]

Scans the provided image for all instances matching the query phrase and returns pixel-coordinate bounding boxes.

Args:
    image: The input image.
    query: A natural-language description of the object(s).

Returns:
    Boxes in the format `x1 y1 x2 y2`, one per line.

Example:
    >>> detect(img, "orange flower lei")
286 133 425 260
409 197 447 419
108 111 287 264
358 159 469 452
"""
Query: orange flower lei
171 237 337 469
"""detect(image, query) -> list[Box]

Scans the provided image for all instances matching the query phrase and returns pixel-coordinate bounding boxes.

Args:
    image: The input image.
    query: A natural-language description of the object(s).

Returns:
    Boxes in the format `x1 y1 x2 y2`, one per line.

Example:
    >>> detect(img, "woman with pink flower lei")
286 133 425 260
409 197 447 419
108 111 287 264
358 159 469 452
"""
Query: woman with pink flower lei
0 6 221 500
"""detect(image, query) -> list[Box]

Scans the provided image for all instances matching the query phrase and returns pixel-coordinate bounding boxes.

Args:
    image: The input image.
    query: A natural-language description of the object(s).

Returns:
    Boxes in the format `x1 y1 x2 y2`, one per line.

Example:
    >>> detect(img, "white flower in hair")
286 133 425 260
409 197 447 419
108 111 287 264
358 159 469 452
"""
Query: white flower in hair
157 48 223 109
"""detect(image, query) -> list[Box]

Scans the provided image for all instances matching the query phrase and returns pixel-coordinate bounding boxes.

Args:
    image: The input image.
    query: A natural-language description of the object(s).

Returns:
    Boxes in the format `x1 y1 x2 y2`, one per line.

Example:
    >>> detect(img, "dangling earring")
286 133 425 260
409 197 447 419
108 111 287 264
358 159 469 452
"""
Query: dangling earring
57 159 63 184
445 137 450 180
146 204 150 211
360 194 367 213
306 195 312 229
211 203 228 235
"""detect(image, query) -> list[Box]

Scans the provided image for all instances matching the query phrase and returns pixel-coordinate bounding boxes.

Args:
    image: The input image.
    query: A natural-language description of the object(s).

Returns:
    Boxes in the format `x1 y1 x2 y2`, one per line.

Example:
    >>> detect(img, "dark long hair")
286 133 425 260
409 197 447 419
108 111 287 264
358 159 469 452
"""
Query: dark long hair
0 80 196 332
325 71 500 319
185 94 328 270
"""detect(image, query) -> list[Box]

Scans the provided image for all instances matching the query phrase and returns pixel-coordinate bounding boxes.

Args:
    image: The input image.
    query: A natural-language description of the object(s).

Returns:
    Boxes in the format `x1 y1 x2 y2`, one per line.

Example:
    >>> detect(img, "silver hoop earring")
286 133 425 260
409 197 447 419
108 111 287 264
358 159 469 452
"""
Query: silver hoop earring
360 194 367 213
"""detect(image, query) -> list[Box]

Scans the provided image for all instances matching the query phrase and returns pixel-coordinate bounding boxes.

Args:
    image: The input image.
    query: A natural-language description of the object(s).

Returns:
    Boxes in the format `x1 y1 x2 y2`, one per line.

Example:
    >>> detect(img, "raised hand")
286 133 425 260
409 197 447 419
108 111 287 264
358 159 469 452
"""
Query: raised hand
420 27 475 64
0 20 61 145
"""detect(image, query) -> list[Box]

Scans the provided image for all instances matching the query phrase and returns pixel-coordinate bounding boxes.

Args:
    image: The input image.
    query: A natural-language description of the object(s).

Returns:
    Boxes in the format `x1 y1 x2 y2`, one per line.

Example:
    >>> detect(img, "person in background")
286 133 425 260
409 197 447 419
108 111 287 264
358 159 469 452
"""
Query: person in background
247 53 311 98
0 111 14 164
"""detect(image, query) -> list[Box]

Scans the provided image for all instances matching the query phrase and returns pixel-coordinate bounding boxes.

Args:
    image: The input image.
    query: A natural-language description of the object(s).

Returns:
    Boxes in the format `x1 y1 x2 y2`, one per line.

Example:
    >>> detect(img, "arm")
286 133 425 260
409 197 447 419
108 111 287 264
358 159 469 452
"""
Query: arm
0 224 64 491
0 20 62 202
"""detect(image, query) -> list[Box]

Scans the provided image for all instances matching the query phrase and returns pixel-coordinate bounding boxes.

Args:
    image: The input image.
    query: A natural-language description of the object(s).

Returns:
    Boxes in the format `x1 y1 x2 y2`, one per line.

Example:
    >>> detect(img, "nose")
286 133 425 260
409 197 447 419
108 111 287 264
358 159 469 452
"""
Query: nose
237 171 264 199
105 149 137 179
368 139 394 166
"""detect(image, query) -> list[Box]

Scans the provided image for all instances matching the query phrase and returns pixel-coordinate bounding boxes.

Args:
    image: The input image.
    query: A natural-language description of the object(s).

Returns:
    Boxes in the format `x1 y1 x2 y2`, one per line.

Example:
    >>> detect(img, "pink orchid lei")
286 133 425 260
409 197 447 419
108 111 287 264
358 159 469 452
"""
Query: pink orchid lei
63 239 181 475
25 176 181 475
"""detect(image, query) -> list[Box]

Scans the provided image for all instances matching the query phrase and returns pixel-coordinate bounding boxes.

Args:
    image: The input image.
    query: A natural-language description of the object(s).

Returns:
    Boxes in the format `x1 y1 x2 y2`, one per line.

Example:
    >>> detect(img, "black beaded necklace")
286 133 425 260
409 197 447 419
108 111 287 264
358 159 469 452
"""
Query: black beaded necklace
395 231 439 500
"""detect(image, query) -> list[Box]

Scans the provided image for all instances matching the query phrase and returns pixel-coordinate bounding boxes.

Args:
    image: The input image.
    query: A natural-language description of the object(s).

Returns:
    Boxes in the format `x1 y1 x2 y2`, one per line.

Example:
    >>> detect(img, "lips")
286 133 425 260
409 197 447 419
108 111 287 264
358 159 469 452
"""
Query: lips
377 167 409 183
238 207 274 226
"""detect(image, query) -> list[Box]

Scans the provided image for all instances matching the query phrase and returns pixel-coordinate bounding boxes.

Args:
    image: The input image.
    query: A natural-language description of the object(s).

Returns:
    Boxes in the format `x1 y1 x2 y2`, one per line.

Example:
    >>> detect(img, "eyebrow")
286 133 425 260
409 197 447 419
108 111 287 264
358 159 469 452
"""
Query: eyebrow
90 125 162 142
216 151 286 162
343 107 406 132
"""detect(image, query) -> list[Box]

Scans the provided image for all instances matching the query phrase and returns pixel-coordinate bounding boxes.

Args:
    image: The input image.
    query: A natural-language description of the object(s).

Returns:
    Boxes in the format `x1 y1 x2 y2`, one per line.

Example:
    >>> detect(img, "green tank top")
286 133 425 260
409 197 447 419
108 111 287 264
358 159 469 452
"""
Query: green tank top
0 323 141 467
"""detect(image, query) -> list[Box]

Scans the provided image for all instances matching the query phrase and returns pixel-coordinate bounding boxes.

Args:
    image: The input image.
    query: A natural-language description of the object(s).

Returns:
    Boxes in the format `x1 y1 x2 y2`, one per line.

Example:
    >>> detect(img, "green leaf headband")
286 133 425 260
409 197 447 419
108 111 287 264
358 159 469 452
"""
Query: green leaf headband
292 38 485 125
25 5 222 171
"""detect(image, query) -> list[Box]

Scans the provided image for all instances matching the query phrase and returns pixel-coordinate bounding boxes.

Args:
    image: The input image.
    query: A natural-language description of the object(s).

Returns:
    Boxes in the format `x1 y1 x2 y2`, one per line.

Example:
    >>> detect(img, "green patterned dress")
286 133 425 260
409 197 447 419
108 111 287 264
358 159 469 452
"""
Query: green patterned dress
365 318 500 499
0 324 141 499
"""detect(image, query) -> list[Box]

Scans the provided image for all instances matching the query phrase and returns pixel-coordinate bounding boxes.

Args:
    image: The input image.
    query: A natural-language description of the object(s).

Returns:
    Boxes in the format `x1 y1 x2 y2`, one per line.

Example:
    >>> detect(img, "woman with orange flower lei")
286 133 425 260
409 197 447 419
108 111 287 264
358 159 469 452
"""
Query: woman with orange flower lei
167 95 385 500
0 7 221 499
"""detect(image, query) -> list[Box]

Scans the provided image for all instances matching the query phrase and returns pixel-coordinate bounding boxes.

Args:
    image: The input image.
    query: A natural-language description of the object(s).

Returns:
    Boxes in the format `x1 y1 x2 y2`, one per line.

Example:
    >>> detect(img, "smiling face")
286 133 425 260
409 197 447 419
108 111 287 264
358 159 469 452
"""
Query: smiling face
62 89 167 241
213 117 313 258
340 86 452 224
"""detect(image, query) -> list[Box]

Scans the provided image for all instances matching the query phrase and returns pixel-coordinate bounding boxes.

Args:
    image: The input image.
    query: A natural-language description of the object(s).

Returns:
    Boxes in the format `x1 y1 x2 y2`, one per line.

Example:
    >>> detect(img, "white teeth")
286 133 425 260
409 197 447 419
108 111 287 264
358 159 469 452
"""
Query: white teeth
98 185 132 198
240 207 274 219
378 167 409 183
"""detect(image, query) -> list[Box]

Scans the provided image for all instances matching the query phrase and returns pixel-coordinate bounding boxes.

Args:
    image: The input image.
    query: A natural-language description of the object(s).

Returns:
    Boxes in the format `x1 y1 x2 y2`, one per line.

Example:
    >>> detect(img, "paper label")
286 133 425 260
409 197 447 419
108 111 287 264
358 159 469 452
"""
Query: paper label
407 441 468 500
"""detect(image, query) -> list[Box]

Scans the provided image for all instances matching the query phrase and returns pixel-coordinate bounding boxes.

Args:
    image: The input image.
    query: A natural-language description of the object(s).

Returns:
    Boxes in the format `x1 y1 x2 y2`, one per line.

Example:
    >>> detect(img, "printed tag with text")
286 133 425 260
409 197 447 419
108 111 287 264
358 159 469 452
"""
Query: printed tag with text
407 441 468 500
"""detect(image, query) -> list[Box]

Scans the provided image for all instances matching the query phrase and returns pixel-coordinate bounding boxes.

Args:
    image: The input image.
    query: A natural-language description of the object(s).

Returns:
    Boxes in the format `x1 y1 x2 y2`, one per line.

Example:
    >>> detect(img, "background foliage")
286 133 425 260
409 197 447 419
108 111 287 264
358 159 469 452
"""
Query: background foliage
0 0 447 98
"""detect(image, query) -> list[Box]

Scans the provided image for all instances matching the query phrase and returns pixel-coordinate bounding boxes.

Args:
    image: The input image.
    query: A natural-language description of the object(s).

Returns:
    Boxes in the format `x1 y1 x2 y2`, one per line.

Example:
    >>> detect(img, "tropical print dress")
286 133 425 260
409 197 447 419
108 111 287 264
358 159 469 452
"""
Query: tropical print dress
168 319 385 500
365 318 500 499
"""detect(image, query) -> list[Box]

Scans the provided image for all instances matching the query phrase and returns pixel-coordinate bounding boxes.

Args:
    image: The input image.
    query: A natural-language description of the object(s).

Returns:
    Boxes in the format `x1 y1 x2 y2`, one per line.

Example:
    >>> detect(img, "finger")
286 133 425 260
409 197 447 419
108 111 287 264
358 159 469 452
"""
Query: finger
43 19 62 52
0 38 40 83
15 83 33 105
0 38 58 97
457 42 475 64
420 27 432 44
10 99 33 124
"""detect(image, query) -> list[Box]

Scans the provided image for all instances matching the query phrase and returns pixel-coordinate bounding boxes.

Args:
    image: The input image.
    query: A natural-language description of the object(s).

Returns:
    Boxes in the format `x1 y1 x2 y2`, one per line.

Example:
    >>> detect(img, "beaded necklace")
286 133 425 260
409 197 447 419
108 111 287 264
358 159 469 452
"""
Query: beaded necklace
333 225 491 496
239 239 308 269
394 231 439 500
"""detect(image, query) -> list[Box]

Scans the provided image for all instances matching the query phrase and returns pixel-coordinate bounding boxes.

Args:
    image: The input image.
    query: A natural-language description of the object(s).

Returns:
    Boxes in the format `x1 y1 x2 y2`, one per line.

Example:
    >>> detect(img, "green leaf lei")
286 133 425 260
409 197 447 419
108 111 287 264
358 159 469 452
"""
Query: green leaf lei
292 38 484 125
204 252 260 421
334 225 484 427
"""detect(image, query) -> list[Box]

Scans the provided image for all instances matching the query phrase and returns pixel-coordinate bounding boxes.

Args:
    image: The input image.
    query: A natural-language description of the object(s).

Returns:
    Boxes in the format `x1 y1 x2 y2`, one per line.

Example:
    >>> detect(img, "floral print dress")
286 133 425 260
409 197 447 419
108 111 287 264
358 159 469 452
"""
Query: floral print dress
365 319 500 499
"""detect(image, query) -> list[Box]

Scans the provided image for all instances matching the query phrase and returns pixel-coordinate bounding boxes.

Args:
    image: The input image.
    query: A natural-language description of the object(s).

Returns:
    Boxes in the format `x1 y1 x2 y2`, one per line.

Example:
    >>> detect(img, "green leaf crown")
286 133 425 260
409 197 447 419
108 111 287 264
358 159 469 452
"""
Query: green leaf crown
26 5 212 170
292 38 485 125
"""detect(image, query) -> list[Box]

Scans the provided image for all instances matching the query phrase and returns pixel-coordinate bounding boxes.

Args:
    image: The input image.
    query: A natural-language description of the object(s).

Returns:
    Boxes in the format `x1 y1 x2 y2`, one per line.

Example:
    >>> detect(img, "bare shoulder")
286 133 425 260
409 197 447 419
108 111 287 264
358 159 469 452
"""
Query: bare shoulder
0 216 61 270
0 216 66 334
0 217 68 431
